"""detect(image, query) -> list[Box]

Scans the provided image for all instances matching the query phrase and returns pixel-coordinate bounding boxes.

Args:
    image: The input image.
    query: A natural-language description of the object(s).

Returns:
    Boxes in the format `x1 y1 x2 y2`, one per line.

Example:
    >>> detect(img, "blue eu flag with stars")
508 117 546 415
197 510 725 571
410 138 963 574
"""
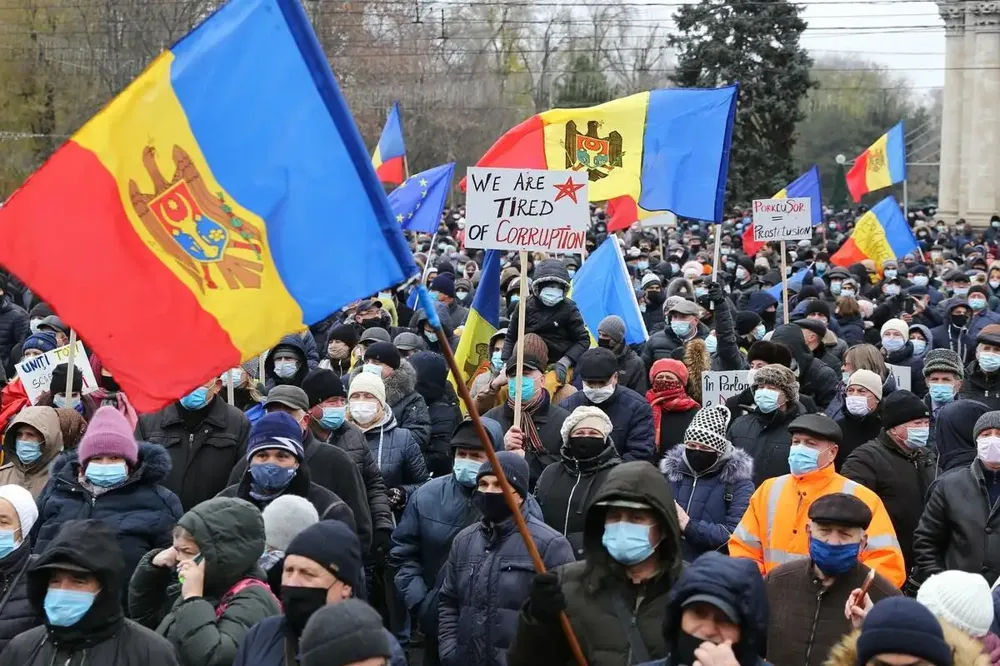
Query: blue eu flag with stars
389 162 455 235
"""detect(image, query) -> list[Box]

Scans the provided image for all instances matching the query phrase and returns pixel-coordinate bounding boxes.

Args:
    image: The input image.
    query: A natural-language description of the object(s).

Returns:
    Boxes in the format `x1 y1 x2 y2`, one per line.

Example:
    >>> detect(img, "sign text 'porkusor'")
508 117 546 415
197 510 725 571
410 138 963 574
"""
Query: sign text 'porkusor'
752 197 812 243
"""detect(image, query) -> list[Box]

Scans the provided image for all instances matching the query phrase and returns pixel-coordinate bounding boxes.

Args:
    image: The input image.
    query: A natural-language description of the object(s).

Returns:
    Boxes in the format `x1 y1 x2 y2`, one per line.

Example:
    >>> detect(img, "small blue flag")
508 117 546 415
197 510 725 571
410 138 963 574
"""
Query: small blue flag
766 268 810 301
390 163 455 235
571 238 648 345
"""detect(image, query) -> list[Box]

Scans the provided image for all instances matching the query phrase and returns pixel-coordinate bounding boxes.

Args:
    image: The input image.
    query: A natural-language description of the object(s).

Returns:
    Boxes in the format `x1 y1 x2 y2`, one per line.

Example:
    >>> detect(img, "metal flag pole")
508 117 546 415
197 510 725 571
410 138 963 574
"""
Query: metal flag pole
64 330 77 399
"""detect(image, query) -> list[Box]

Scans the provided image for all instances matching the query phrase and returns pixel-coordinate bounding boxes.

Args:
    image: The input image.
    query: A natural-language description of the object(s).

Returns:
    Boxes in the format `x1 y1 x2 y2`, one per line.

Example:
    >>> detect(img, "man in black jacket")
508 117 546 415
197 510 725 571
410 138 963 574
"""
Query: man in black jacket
598 315 648 393
770 324 839 411
641 298 709 371
0 276 29 377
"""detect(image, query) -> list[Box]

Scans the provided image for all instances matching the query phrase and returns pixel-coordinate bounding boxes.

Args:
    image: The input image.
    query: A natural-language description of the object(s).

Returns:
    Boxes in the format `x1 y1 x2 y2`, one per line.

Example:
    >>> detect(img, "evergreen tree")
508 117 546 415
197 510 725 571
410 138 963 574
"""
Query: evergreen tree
555 55 614 108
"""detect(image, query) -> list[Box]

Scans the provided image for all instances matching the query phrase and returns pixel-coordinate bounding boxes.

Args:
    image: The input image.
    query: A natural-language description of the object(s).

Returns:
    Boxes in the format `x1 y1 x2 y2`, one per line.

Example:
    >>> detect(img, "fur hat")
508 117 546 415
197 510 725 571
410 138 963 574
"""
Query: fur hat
560 406 613 444
752 364 799 404
683 405 731 456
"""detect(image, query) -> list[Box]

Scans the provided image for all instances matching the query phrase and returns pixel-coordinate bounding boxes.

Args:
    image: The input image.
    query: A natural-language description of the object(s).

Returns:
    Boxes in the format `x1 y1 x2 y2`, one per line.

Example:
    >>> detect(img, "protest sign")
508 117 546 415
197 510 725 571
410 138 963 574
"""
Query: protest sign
752 197 812 242
887 364 912 392
16 341 99 404
701 370 750 408
464 167 588 254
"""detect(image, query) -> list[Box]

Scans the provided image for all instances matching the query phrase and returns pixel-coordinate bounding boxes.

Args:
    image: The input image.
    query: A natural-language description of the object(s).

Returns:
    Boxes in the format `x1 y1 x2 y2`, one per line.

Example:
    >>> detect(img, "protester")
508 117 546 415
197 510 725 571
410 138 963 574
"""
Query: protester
923 348 965 444
959 324 1000 409
318 323 359 376
880 318 928 397
0 406 63 496
351 341 433 453
597 315 648 393
298 598 394 666
827 343 894 420
728 364 804 485
832 369 884 469
724 341 794 421
409 351 462 477
770 324 839 410
258 494 319 595
0 277 28 376
0 485 39 652
935 399 992 473
470 329 508 414
646 358 702 453
917 570 996 649
642 299 709 368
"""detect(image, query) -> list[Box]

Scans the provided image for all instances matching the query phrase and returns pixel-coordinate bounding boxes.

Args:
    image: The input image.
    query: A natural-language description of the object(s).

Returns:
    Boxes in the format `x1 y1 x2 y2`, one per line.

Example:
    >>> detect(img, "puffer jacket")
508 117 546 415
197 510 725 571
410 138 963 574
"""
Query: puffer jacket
34 443 183 595
770 325 838 410
836 314 865 346
0 406 63 496
360 409 428 501
640 322 710 371
438 506 575 666
935 399 993 473
129 497 281 666
535 437 621 559
728 402 805 486
321 420 394 533
484 396 571 489
508 462 683 666
614 344 648 394
0 543 38 653
351 360 433 452
410 351 463 477
660 446 755 562
824 620 986 666
560 386 655 462
884 342 927 398
0 297 29 374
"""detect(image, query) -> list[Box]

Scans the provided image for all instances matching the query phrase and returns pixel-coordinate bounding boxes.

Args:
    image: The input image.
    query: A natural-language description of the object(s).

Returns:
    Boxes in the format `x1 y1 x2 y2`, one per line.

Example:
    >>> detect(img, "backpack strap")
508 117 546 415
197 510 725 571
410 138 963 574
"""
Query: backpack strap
216 578 278 619
724 480 734 504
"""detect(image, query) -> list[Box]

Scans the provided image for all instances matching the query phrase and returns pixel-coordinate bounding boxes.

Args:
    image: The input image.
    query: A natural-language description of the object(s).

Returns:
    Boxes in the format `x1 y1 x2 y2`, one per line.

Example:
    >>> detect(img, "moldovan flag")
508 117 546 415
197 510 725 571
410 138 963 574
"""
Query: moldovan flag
830 196 918 268
452 250 501 389
846 121 906 202
0 0 418 412
462 87 738 223
743 165 823 256
372 102 408 185
571 238 649 345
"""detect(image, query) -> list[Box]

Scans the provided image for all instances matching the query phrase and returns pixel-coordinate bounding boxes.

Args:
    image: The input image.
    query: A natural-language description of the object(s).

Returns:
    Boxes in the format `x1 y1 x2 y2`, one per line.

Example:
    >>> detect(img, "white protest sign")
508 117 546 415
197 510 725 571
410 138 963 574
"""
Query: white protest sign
887 364 912 392
752 197 812 243
16 341 99 405
464 167 588 254
701 370 750 408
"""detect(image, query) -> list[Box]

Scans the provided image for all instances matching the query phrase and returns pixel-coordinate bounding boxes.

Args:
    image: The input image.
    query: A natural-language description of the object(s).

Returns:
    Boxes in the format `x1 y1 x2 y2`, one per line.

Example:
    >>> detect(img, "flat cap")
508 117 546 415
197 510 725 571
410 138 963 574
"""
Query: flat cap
787 413 842 444
264 385 310 411
578 348 618 383
358 327 391 345
978 324 1000 347
793 317 827 340
808 492 873 529
667 299 700 317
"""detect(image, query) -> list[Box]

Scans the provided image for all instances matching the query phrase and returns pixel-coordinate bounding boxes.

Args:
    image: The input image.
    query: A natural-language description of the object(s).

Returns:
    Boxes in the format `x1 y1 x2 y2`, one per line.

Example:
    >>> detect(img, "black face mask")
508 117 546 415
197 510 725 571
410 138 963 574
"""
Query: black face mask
597 338 614 350
673 630 713 666
474 491 513 523
281 585 329 637
360 317 383 330
567 436 606 460
952 313 969 328
100 374 121 393
761 310 777 325
646 290 664 306
684 448 719 474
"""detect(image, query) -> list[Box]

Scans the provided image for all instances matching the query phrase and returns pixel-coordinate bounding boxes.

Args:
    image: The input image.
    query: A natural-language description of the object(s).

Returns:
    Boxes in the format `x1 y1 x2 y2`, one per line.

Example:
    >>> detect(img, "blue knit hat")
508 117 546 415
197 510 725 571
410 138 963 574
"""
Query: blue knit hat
22 331 58 355
857 597 952 666
247 412 305 461
477 451 529 498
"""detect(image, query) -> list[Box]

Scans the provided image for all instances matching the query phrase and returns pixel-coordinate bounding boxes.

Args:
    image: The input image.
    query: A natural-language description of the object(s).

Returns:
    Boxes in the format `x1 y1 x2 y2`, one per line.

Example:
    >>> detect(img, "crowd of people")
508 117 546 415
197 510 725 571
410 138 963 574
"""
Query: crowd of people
0 206 998 666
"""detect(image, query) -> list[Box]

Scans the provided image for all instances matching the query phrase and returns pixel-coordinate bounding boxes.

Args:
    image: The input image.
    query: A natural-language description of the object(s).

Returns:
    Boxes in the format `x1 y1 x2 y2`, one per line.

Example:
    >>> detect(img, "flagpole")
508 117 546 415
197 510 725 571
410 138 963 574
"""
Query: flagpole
780 240 790 325
64 330 77 400
513 252 529 426
903 179 909 220
421 231 440 284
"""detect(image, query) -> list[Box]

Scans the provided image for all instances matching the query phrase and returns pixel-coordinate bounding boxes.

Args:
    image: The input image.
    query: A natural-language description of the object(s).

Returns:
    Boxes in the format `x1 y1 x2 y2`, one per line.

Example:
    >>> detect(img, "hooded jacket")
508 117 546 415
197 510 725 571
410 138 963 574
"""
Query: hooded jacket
824 621 987 666
263 335 311 391
350 360 432 452
0 520 177 666
129 497 282 666
359 408 428 500
34 443 183 596
0 536 37 653
0 406 63 496
508 462 683 666
409 351 463 477
560 386 656 462
935 399 992 473
770 325 838 410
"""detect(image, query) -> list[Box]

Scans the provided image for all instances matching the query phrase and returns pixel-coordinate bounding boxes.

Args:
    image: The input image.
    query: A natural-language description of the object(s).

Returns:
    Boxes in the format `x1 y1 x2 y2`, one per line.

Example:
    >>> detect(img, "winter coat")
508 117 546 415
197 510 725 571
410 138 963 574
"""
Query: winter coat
912 459 1000 586
640 323 710 371
833 409 883 470
321 421 394 533
535 438 621 559
360 409 428 500
409 351 463 477
960 359 1000 411
614 345 648 394
654 408 700 453
930 321 973 364
484 399 571 489
770 325 839 410
129 497 282 666
841 431 937 572
970 308 1000 344
660 446 755 562
0 543 38 654
1 520 177 666
824 621 988 666
350 360 433 453
34 443 183 595
884 342 927 398
0 298 28 373
728 402 805 486
0 406 63 496
765 560 899 666
226 432 372 551
835 314 865 346
508 462 683 666
560 387 655 462
263 334 311 391
135 396 250 511
935 399 993 473
825 374 897 421
438 508 575 666
232 615 407 666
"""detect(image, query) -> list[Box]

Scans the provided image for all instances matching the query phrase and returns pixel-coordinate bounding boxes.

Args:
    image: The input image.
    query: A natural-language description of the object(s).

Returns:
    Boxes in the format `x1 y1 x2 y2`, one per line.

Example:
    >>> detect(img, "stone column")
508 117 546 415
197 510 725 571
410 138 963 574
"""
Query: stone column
937 2 965 220
959 6 978 217
966 1 1000 225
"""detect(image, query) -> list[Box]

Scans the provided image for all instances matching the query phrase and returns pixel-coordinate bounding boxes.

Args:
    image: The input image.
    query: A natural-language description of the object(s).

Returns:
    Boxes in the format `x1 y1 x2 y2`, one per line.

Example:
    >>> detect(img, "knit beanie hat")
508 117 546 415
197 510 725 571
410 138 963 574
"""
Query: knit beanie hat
881 390 929 430
598 315 626 344
974 411 1000 441
301 369 345 407
262 495 319 551
49 363 82 395
0 484 38 536
923 348 965 379
803 299 832 321
247 412 305 461
848 369 883 401
21 331 58 355
649 358 689 385
735 311 762 336
641 273 661 289
326 324 359 348
880 318 909 339
917 570 994 638
300 599 391 666
287 519 363 590
477 451 530 499
857 597 952 666
348 373 386 408
683 405 732 456
518 333 550 368
430 272 457 298
363 342 401 370
78 406 139 466
753 364 799 404
560 406 613 444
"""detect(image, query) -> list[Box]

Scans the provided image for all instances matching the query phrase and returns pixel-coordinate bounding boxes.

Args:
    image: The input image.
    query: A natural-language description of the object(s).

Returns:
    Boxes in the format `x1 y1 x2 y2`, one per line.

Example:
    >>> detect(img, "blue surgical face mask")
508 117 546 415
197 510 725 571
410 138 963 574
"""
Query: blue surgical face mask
180 387 210 411
830 282 842 296
884 269 897 280
274 360 298 379
453 458 481 487
320 406 346 430
788 444 821 476
970 297 988 311
15 440 41 465
754 388 780 414
250 462 297 493
567 269 576 279
929 383 954 405
425 330 439 343
911 339 927 356
670 320 692 338
507 377 536 402
981 351 1000 372
509 294 520 306
881 336 905 353
44 588 96 627
491 351 504 372
637 261 649 271
955 286 970 297
52 395 81 411
906 426 930 449
602 521 655 565
842 371 851 384
85 461 128 487
539 286 564 307
753 323 766 340
815 262 827 274
705 335 717 355
363 363 383 376
0 530 19 559
809 537 860 576
695 287 708 298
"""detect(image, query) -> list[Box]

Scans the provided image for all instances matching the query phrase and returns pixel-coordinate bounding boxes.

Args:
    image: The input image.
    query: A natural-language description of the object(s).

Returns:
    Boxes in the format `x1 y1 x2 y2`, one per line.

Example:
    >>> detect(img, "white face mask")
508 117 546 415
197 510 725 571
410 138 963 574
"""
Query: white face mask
583 383 615 404
349 400 380 425
845 395 871 417
979 435 1000 464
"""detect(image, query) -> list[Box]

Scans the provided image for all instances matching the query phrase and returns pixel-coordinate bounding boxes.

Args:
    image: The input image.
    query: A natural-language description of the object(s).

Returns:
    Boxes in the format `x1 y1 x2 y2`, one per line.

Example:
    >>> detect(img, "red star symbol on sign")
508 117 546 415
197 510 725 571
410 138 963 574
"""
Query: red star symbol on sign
553 176 585 204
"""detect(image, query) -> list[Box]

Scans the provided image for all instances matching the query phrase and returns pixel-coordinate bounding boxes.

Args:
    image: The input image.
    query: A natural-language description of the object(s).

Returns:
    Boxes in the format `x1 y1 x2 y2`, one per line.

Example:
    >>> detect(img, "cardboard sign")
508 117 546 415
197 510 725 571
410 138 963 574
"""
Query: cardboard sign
464 167 588 254
16 341 99 405
887 364 912 392
701 370 751 408
752 197 812 242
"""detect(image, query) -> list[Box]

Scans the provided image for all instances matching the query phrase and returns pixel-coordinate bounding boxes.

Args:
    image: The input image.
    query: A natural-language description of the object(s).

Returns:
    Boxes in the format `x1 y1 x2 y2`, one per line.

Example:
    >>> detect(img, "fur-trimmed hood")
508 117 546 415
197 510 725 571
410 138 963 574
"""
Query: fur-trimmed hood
684 338 710 403
660 445 754 483
666 277 695 299
823 621 988 666
51 441 173 486
348 359 418 408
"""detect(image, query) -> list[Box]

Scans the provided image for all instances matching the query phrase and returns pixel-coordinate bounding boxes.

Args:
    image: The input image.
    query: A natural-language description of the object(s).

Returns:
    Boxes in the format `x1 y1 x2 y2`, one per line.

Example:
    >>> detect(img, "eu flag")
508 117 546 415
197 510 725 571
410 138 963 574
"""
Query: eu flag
390 163 455 235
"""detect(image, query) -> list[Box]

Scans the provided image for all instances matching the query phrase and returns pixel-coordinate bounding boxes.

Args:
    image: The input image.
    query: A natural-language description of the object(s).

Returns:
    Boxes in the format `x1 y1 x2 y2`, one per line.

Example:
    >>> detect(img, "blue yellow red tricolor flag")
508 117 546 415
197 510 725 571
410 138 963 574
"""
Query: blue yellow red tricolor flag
742 165 823 255
846 122 906 202
390 163 454 235
831 196 918 268
372 102 408 185
452 250 501 389
0 0 417 411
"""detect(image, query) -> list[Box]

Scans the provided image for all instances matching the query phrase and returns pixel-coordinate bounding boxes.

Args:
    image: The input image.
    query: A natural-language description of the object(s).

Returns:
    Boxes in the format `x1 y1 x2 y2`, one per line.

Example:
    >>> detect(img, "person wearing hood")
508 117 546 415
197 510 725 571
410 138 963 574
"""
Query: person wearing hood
769 324 839 410
931 300 974 363
910 322 935 359
598 315 648 393
966 285 1000 342
833 295 866 346
0 519 176 666
0 406 63 496
129 497 282 665
641 274 667 334
535 406 621 560
350 342 432 453
641 299 709 370
233 519 406 666
415 302 458 355
508 462 683 666
409 351 462 477
880 318 927 397
764 493 899 666
33 407 183 598
959 324 1000 410
471 328 510 415
0 485 41 652
746 291 779 332
319 323 359 376
136 374 250 511
729 413 906 588
425 272 469 331
501 259 591 388
733 256 763 310
833 369 885 469
916 570 1000 662
724 342 796 421
793 317 840 372
660 405 754 563
263 334 312 392
561 348 655 462
34 363 98 423
438 452 575 666
935 399 991 474
728 365 804 485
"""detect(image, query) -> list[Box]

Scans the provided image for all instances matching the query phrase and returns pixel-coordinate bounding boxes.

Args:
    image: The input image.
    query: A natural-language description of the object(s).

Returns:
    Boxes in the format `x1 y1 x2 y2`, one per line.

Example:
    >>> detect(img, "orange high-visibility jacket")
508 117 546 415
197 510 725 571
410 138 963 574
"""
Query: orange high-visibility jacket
728 463 905 588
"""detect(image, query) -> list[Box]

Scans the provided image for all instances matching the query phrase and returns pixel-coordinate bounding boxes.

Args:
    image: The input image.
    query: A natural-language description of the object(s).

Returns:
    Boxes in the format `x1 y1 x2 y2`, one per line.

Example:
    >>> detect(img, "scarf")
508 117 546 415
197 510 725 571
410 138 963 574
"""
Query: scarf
647 383 699 452
90 388 139 428
506 387 548 454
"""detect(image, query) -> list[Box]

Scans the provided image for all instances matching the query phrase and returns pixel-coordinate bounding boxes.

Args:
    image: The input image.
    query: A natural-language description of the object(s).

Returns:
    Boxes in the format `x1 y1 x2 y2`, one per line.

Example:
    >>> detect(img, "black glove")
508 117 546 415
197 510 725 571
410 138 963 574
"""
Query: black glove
707 280 726 305
387 487 407 509
527 572 566 621
554 358 570 385
372 528 393 557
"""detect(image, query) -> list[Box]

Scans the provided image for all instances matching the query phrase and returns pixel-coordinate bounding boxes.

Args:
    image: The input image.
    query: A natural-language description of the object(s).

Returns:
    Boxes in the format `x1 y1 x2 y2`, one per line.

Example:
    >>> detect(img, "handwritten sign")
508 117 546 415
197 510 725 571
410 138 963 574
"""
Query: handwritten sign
701 370 750 408
15 341 99 405
887 364 912 392
464 167 588 254
752 197 812 242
